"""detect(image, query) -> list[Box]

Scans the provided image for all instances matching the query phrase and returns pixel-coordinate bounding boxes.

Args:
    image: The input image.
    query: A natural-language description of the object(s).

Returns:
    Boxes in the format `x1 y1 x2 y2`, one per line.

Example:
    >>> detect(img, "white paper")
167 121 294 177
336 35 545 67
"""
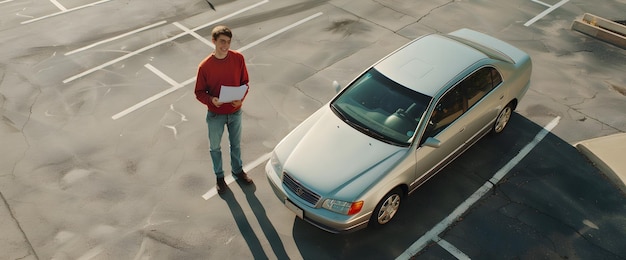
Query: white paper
218 84 248 103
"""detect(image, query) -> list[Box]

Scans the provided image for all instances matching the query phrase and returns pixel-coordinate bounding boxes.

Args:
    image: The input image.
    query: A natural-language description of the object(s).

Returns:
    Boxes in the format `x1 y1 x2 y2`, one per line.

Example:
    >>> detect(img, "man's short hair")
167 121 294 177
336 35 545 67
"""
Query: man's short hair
211 25 232 40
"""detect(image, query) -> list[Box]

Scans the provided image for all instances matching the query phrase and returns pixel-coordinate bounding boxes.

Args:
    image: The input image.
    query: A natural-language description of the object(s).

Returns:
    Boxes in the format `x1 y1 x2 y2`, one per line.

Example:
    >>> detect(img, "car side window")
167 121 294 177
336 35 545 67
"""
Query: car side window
424 87 464 139
421 67 502 142
463 67 500 108
420 67 502 143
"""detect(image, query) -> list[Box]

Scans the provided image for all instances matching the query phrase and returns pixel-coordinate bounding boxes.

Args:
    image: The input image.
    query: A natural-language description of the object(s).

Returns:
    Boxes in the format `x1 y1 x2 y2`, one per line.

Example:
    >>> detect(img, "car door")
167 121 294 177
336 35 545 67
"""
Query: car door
458 66 504 143
411 83 472 187
410 67 504 188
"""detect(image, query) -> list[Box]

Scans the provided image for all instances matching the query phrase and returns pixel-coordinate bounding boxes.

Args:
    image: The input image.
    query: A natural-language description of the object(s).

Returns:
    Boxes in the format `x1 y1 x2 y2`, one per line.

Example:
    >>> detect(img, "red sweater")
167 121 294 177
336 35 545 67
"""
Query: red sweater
194 50 249 114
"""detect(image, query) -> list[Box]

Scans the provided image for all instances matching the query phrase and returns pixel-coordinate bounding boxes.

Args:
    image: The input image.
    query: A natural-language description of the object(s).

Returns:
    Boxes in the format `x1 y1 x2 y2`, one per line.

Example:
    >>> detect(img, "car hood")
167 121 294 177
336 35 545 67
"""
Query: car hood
279 106 407 198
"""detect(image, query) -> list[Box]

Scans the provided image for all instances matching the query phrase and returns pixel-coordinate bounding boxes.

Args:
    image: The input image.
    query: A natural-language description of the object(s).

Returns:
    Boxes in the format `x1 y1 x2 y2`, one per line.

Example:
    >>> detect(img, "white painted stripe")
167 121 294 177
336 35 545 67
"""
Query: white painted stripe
173 22 215 48
0 0 15 4
63 0 268 83
111 86 178 120
144 64 181 87
188 0 268 34
491 117 559 182
531 0 552 8
111 11 323 120
396 116 561 259
50 0 67 11
21 0 111 24
238 12 323 52
65 33 188 84
65 21 167 56
202 153 272 200
524 0 569 26
436 236 471 260
111 73 193 120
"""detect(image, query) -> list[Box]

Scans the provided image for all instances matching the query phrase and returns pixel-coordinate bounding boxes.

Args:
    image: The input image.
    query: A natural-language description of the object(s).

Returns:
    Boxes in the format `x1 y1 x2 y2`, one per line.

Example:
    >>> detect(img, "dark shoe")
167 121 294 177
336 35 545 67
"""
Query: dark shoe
216 177 227 194
234 171 253 184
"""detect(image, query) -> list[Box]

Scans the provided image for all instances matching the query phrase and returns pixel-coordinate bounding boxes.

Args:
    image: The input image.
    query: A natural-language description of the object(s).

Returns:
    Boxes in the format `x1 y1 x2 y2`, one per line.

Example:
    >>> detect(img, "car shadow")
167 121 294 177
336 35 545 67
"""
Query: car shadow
290 113 626 259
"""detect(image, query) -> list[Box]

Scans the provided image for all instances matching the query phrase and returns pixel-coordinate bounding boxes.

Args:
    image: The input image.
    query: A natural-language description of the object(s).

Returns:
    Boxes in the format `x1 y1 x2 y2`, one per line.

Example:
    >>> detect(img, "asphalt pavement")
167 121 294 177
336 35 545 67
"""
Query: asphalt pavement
6 120 623 259
411 115 626 259
1 0 625 259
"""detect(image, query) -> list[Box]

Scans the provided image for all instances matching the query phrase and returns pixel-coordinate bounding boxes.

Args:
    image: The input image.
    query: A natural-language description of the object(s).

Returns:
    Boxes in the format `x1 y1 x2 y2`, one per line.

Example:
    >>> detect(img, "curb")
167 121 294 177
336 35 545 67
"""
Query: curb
575 133 626 194
571 13 626 49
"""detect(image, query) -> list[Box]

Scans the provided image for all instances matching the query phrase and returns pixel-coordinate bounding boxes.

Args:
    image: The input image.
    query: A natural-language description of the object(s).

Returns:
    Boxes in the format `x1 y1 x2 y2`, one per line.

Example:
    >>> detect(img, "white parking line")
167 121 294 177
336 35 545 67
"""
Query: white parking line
530 0 552 8
524 0 569 26
436 236 471 260
0 0 15 3
144 63 180 87
65 21 168 56
50 0 67 11
238 11 323 52
173 22 215 48
63 0 269 84
396 116 561 259
20 0 111 24
111 64 192 120
111 12 324 120
202 153 272 200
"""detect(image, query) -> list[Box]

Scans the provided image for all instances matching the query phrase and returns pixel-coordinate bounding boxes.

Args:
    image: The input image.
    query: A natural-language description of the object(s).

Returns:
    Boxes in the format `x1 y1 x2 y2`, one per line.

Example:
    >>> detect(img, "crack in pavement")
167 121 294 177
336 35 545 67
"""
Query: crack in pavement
0 65 40 260
414 0 456 24
527 88 623 133
0 190 39 260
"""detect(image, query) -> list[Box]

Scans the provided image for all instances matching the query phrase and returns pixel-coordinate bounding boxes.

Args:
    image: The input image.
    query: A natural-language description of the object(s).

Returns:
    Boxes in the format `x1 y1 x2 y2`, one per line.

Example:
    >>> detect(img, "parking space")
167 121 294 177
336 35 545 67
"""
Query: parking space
1 0 625 259
412 114 626 259
399 116 561 259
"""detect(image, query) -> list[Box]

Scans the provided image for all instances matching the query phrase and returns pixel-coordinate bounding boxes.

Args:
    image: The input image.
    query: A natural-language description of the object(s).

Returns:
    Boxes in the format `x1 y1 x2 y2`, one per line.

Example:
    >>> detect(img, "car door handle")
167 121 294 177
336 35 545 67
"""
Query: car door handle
499 95 504 100
459 127 465 133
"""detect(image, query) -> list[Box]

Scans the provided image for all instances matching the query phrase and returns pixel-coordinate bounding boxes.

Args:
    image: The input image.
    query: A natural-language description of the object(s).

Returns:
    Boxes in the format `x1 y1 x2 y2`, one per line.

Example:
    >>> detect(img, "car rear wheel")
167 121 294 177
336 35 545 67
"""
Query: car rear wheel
370 188 402 227
492 103 513 134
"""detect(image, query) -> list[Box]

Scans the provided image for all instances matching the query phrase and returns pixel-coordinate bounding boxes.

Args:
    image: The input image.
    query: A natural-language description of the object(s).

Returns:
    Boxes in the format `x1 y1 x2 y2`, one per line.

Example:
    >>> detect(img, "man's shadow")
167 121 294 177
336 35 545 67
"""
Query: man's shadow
219 181 289 259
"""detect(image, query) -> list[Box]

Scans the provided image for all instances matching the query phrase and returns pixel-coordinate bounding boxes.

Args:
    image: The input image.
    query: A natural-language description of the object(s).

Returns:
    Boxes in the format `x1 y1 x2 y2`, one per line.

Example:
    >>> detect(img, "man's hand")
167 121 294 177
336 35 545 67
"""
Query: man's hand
231 100 242 108
212 97 224 107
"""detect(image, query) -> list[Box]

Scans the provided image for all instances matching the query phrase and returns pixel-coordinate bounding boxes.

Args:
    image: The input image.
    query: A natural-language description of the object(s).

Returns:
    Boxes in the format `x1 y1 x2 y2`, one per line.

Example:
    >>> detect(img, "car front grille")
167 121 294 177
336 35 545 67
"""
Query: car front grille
282 172 321 206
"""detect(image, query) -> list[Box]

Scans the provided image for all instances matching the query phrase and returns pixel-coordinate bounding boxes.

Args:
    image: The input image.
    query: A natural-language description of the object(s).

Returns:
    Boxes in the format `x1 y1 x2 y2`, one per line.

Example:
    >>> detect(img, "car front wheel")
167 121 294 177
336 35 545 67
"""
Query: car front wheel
370 188 402 227
492 103 513 134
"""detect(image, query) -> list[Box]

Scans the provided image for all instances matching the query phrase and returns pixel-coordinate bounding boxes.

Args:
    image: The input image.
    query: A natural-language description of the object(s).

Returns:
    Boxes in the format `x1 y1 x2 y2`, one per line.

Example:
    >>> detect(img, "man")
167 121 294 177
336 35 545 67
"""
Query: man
195 25 253 194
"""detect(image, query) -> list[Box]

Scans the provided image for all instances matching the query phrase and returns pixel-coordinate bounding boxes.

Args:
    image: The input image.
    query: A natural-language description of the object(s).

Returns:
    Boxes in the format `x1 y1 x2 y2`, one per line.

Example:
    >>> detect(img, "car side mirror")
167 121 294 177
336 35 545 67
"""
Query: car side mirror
423 137 441 148
333 80 341 93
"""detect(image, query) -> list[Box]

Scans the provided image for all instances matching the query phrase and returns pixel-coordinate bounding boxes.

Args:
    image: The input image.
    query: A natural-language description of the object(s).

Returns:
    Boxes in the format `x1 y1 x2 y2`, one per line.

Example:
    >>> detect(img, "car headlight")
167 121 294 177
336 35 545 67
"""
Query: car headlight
322 199 364 215
270 152 283 177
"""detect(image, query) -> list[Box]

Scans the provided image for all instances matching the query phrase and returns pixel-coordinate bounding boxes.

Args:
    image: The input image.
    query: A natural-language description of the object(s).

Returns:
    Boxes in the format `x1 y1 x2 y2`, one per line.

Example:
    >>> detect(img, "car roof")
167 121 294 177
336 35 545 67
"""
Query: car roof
373 33 487 97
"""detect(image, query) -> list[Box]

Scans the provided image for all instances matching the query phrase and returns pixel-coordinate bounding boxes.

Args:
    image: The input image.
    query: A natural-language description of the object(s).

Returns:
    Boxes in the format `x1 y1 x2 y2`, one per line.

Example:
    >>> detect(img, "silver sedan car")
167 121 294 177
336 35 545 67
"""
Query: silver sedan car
265 28 532 233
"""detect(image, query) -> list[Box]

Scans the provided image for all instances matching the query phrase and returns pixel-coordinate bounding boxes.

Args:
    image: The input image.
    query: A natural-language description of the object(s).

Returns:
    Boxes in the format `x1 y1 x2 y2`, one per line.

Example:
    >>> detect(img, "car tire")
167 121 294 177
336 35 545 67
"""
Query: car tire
492 103 513 134
370 187 402 227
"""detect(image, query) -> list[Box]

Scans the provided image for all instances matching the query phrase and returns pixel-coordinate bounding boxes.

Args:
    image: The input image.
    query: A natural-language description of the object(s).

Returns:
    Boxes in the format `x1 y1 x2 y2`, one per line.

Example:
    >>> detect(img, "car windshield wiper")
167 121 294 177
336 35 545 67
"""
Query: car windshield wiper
330 103 347 121
347 119 386 139
331 103 398 144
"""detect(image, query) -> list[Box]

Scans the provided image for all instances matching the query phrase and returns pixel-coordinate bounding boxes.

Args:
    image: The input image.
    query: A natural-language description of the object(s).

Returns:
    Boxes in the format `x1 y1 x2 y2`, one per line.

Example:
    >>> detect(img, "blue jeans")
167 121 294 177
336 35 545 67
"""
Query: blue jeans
206 110 243 178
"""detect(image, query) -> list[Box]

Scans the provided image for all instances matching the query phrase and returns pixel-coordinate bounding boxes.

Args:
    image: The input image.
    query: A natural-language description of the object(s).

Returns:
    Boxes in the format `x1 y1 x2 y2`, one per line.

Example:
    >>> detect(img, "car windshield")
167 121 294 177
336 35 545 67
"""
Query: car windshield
331 68 432 146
